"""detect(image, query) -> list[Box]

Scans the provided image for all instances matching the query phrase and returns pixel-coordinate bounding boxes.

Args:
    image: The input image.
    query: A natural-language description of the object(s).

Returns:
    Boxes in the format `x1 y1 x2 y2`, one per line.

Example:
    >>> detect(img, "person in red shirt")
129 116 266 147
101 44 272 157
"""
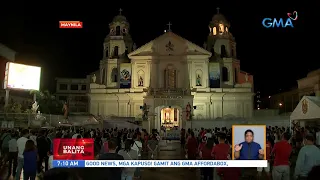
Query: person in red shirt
212 133 232 179
187 131 198 160
198 136 207 153
257 136 272 180
212 133 230 160
272 132 292 180
199 138 214 180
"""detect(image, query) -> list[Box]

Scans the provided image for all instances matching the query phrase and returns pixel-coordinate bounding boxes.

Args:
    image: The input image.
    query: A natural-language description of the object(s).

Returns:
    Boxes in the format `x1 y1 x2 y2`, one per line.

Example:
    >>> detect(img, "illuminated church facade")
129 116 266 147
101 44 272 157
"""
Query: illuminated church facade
88 10 254 131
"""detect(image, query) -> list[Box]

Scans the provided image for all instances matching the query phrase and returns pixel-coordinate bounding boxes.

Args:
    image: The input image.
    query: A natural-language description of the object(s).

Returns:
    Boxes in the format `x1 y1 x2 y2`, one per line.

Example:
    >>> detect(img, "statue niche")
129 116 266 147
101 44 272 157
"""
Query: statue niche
137 70 145 87
195 70 203 86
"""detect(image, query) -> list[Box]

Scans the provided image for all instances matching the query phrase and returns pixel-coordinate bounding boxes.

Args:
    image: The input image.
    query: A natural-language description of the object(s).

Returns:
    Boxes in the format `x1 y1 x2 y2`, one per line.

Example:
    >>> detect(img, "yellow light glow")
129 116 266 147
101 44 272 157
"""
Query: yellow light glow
219 24 224 33
5 62 41 91
213 27 217 35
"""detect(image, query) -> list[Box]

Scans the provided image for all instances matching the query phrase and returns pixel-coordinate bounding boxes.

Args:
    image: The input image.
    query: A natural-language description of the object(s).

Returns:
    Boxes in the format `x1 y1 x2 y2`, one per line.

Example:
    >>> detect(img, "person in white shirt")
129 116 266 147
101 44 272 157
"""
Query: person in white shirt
205 129 212 138
8 132 18 178
71 129 82 139
48 153 53 170
131 134 142 178
15 129 29 180
29 130 37 146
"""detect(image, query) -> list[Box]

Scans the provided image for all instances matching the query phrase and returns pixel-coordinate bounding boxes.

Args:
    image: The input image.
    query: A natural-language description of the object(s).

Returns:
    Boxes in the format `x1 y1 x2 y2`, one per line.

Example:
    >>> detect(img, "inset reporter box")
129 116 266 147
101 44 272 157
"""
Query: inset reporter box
232 125 266 160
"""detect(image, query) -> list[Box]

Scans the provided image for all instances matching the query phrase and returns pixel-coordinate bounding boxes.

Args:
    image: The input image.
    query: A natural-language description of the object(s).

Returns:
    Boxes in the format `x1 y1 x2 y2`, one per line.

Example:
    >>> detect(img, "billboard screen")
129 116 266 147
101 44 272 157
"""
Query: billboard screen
4 62 41 90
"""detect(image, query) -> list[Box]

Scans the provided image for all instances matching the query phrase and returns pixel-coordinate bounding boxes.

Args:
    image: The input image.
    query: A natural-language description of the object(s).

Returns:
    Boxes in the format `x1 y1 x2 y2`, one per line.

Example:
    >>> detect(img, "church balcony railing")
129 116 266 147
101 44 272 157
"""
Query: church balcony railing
147 88 191 97
110 36 123 40
111 55 119 59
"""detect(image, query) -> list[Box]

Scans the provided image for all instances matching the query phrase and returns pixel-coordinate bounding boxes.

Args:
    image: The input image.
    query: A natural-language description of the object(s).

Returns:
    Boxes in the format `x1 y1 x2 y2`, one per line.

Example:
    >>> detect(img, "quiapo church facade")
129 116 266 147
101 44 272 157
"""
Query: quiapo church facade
88 10 254 131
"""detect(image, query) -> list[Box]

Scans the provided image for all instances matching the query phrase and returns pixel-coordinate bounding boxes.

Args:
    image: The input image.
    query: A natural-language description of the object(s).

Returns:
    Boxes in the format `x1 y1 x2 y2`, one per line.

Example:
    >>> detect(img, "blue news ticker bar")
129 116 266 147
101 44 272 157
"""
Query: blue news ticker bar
53 160 85 168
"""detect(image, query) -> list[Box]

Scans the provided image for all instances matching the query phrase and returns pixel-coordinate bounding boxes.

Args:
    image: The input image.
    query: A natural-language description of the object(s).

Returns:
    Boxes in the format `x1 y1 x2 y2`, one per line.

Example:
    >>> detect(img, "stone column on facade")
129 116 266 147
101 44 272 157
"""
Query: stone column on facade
204 59 209 88
188 61 192 88
146 61 151 88
131 63 135 88
206 102 210 119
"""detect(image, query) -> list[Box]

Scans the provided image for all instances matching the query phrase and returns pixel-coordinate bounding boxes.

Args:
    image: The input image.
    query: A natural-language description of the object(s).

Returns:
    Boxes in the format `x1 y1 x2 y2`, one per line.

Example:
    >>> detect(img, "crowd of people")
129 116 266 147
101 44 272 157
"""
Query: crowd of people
0 127 161 180
0 125 319 180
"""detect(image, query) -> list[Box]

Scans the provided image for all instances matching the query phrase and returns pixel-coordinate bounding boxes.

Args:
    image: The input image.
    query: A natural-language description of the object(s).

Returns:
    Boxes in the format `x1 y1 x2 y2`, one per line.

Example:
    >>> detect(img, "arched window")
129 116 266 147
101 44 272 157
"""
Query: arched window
111 68 118 82
115 26 121 36
234 68 238 83
222 67 229 82
105 47 109 58
102 68 106 83
219 24 224 33
164 65 177 89
213 27 217 35
211 47 215 56
113 46 119 57
125 46 129 55
221 45 227 58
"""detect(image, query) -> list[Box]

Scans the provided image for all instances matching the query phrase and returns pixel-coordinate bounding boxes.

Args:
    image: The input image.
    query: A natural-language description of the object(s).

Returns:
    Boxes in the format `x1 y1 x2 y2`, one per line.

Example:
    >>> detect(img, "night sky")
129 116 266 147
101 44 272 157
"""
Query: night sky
0 2 313 97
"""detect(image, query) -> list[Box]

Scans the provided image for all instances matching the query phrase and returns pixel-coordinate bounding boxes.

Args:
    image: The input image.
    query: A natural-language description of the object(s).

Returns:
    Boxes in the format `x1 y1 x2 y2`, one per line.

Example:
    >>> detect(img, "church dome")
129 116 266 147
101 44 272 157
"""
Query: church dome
212 14 227 22
112 15 127 23
211 13 229 25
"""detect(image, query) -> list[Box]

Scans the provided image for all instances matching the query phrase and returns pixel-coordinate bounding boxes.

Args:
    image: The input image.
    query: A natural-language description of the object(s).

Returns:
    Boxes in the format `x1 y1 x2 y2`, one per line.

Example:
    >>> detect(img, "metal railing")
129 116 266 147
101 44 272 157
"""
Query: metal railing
148 88 191 97
0 113 66 127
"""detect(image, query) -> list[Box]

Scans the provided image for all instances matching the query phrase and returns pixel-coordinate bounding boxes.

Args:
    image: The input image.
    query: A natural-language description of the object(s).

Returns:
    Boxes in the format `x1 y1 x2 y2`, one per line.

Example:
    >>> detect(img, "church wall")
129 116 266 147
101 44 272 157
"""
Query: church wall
192 92 254 120
89 92 144 118
150 60 159 88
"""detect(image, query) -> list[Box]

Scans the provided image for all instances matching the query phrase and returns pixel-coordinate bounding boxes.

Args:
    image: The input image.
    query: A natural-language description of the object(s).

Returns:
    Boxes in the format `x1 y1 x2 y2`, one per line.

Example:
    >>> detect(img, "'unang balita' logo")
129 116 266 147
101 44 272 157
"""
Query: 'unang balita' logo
302 99 308 114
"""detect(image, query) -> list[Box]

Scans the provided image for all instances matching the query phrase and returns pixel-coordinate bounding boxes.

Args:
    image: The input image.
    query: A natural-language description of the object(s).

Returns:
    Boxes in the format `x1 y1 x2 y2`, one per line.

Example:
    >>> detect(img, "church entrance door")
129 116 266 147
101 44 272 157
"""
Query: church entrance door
160 107 180 130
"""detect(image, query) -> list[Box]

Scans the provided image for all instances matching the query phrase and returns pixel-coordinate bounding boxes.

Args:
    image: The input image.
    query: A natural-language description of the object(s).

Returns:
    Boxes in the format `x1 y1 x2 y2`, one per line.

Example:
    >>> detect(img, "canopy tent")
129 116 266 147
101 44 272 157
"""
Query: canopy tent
290 96 320 128
82 116 99 125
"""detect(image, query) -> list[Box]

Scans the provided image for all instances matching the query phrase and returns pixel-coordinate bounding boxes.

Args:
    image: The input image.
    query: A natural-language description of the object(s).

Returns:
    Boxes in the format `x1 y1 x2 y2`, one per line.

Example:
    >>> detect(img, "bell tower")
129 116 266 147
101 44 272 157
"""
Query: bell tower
100 9 134 88
206 8 238 87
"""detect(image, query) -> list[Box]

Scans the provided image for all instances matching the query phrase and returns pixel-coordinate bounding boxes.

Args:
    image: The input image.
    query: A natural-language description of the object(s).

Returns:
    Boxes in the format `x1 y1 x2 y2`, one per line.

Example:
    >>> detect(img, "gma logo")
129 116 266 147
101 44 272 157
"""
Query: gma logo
262 18 294 28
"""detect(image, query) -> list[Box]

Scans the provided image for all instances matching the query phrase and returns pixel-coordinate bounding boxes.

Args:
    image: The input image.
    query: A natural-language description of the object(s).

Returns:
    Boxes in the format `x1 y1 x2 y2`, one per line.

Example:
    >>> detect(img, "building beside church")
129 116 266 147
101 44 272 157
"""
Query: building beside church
55 77 90 113
261 68 320 113
88 11 254 131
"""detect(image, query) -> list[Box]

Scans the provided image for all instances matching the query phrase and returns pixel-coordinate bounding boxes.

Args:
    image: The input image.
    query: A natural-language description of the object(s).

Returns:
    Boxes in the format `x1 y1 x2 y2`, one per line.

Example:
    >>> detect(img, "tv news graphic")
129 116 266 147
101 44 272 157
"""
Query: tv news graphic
53 138 94 160
53 160 268 168
59 21 83 28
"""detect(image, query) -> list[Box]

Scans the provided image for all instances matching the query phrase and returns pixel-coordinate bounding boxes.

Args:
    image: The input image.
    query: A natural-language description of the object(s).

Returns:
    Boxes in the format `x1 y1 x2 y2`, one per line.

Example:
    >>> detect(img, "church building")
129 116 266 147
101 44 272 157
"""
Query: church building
88 10 254 131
